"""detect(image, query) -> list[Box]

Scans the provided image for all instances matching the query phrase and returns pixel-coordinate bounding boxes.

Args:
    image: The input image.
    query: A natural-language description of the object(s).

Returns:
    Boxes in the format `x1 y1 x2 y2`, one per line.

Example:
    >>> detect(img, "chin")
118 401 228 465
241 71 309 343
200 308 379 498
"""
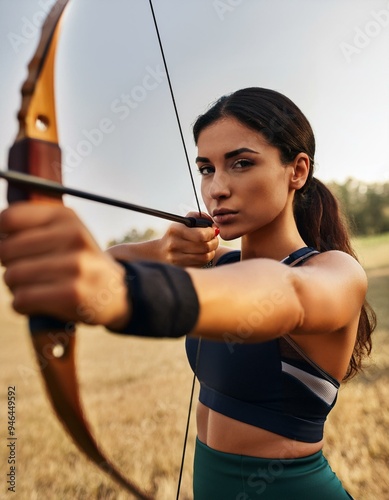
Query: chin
219 228 244 241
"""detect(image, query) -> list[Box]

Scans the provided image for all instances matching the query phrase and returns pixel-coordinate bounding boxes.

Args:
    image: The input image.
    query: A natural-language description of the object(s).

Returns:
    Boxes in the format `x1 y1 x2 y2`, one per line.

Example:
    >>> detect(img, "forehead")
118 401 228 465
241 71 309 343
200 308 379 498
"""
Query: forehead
196 117 269 153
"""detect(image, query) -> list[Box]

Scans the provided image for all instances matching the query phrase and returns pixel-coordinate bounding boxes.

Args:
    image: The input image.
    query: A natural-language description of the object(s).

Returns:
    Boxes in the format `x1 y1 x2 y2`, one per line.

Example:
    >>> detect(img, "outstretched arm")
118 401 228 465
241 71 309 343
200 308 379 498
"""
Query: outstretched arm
186 251 367 341
0 203 367 343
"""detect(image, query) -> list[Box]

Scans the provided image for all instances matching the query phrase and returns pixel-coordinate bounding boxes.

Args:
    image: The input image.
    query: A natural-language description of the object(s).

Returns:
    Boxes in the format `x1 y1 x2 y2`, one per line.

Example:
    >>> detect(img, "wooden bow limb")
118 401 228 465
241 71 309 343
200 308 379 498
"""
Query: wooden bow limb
6 1 153 498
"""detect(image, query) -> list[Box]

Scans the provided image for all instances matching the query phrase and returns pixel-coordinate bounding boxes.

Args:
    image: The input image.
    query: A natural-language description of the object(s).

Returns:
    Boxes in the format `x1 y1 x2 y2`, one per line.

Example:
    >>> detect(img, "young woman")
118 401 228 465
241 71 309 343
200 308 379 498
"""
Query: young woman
0 88 375 499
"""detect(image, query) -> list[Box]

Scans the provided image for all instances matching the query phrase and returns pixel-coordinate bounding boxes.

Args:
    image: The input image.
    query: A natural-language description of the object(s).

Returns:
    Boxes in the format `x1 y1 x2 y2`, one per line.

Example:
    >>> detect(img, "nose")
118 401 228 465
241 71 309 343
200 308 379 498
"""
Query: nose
204 171 231 200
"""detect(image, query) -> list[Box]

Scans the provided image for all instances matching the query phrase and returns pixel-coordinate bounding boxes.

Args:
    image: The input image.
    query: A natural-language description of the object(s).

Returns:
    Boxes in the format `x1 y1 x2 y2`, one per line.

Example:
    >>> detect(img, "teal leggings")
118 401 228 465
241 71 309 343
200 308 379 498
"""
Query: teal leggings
193 438 354 500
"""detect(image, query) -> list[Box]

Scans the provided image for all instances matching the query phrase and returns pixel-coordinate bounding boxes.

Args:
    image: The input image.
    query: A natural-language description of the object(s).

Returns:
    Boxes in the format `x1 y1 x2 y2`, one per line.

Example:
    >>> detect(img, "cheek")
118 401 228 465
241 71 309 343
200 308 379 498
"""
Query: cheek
247 179 288 215
200 180 212 208
253 168 289 200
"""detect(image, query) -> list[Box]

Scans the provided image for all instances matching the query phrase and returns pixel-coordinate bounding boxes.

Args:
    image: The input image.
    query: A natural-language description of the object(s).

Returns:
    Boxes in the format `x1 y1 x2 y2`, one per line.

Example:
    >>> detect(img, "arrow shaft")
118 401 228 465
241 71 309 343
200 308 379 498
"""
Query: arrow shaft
0 170 211 228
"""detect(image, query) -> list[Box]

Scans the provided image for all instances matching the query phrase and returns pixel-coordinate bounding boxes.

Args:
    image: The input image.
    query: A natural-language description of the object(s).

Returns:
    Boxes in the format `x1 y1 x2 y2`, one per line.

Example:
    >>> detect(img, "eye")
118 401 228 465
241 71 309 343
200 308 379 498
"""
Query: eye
232 159 254 169
198 165 215 176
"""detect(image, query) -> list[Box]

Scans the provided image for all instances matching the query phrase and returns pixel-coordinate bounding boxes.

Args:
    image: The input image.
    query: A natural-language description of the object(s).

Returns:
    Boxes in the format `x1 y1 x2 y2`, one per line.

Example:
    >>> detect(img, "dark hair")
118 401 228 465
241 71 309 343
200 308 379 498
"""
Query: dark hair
193 87 375 381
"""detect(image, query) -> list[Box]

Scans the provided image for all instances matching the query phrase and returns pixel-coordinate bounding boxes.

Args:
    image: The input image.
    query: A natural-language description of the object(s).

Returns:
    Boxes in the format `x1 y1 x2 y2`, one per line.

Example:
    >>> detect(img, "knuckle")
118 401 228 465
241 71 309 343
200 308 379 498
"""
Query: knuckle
12 289 29 315
165 240 179 257
207 250 216 261
3 267 21 291
198 251 215 266
205 241 214 252
185 211 200 218
204 239 218 253
167 223 182 237
165 253 175 266
3 267 13 287
65 280 84 310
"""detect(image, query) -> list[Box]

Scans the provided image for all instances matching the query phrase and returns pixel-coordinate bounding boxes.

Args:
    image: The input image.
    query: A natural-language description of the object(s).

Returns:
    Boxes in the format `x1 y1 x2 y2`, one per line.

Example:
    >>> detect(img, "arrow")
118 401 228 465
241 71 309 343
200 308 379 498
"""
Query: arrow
0 170 212 228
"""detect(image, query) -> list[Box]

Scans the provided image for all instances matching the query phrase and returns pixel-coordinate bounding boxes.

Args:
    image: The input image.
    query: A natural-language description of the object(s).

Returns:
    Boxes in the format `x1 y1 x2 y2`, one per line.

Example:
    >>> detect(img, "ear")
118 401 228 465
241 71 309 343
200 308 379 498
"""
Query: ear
289 153 310 190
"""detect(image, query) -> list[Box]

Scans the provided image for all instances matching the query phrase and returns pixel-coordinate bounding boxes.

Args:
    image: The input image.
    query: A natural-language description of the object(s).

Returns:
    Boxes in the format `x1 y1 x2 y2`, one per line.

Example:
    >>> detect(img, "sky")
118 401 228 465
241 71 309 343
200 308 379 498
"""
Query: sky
0 0 388 246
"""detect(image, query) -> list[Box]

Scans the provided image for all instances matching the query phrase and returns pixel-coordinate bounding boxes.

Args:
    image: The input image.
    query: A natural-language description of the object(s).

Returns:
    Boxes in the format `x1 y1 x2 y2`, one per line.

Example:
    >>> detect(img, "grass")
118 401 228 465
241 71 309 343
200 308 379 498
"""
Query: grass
0 233 388 499
324 233 389 499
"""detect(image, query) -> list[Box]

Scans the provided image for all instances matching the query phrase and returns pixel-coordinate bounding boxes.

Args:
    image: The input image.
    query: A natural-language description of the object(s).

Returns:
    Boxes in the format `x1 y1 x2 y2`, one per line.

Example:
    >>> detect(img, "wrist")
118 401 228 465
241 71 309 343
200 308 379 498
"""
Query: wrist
104 260 132 330
107 260 199 338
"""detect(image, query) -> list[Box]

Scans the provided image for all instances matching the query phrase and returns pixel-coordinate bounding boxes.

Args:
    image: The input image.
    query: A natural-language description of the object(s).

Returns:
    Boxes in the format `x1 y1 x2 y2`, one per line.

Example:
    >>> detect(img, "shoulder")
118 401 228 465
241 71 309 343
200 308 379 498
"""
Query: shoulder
290 250 368 334
300 250 367 289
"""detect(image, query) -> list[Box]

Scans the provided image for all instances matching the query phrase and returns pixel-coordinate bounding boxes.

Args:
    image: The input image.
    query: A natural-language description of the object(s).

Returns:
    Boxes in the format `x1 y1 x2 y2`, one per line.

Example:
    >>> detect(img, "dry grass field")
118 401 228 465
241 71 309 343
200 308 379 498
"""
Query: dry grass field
0 234 388 499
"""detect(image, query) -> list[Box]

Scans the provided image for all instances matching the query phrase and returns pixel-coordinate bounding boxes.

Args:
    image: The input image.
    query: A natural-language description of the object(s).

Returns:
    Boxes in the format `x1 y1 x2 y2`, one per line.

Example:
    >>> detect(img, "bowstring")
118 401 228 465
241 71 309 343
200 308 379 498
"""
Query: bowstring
147 2 202 498
148 0 202 216
175 338 201 500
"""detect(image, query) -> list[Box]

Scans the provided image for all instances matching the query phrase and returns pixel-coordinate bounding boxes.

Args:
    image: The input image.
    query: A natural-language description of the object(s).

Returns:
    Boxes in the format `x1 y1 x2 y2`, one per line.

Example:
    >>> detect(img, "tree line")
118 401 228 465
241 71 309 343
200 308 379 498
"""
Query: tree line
328 179 389 236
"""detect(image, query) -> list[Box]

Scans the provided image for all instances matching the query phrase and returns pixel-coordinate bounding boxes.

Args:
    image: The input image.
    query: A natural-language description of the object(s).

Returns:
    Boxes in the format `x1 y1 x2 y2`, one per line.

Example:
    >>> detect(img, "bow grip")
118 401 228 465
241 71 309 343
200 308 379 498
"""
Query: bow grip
7 138 62 204
29 316 73 334
8 138 69 339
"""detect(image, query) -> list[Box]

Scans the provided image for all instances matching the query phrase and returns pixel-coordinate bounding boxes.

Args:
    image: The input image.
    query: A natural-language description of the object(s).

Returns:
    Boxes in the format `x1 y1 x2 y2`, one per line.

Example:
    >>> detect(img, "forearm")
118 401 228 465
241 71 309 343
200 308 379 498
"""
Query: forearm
106 221 219 268
109 258 305 343
187 259 305 342
106 239 165 262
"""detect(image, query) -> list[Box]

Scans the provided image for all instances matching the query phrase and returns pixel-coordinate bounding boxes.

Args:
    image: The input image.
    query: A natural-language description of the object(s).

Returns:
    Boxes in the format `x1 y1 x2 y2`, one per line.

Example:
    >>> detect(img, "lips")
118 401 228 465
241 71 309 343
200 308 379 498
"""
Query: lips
212 208 238 224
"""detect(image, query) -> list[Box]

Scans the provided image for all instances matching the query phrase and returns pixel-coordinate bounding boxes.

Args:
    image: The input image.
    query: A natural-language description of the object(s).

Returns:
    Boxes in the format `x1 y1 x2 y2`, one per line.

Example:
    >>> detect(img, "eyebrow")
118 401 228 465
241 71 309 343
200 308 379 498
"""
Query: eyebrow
195 147 259 164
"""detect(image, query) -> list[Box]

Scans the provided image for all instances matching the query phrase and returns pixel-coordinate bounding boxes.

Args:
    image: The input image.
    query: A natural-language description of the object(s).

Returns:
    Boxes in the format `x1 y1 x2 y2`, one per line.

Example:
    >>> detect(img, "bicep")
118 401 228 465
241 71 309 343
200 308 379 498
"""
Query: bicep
290 251 368 335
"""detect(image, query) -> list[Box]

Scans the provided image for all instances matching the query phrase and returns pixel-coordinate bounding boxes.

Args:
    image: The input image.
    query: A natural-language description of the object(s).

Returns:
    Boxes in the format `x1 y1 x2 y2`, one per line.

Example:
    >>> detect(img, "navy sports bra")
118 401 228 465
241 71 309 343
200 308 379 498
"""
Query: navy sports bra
185 247 340 443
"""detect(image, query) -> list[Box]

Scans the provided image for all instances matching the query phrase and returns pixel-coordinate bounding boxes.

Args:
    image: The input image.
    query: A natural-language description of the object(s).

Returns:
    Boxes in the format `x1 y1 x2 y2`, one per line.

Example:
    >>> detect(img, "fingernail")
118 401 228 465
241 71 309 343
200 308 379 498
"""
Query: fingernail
214 228 220 237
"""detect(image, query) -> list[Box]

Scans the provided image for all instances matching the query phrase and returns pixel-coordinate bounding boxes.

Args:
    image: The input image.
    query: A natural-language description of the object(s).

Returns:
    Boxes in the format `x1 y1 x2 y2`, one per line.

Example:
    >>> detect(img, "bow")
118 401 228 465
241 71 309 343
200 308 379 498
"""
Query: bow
4 1 189 497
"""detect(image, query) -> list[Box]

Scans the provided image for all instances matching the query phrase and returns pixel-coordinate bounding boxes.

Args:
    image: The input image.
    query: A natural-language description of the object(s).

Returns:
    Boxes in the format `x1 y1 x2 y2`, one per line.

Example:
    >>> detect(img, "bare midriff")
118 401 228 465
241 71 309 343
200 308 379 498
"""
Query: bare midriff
196 401 323 458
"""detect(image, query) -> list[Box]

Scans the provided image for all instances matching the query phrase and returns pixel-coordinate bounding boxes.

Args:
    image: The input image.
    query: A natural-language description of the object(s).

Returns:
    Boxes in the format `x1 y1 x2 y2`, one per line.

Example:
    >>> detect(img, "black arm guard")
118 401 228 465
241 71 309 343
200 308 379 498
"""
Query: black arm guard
108 261 200 338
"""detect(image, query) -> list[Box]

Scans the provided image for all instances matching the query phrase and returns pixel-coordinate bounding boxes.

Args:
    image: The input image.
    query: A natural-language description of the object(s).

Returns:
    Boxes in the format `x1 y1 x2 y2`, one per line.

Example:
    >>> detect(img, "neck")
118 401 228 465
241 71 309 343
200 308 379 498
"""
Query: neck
241 211 306 262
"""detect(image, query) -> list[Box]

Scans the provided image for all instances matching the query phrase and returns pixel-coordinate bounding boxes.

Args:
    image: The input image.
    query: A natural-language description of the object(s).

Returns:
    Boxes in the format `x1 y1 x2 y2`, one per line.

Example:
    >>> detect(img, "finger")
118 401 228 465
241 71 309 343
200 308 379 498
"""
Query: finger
166 231 219 258
193 211 220 238
185 210 214 223
185 211 211 219
0 203 66 233
181 236 219 255
10 281 79 320
3 253 78 290
172 249 217 268
168 222 217 245
0 206 97 266
8 257 127 325
0 224 69 265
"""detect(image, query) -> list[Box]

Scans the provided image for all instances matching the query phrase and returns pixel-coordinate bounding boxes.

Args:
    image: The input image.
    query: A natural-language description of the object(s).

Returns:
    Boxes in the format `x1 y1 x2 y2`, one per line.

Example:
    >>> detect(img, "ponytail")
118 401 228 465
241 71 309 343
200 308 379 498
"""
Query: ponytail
294 177 376 381
294 177 353 253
